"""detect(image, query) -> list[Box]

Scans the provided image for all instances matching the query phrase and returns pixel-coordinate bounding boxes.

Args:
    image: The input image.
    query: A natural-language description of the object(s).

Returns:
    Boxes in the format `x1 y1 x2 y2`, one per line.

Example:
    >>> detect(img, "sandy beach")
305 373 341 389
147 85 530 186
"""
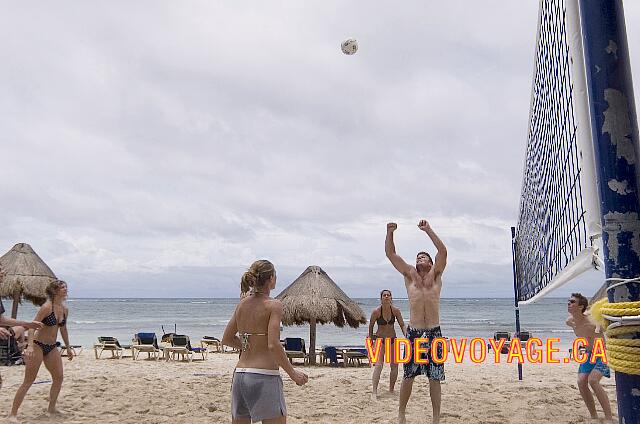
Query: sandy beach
0 350 617 424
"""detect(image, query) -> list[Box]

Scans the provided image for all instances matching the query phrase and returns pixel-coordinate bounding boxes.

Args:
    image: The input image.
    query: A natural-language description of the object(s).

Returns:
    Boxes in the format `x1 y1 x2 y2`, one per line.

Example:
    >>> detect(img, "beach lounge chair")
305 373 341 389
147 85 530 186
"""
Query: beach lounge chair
321 346 342 366
515 331 531 343
220 339 240 353
132 333 162 360
514 331 533 352
180 335 207 360
284 338 307 364
343 347 370 367
93 337 130 359
166 335 207 362
200 336 222 353
568 344 588 359
0 329 21 365
488 331 511 354
322 346 337 366
61 345 84 357
0 335 9 366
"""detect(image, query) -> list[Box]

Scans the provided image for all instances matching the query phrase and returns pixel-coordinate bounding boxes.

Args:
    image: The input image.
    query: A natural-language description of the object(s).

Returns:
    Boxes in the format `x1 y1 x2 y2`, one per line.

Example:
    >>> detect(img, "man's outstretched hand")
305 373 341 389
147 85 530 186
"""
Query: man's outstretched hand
387 222 397 233
418 219 431 232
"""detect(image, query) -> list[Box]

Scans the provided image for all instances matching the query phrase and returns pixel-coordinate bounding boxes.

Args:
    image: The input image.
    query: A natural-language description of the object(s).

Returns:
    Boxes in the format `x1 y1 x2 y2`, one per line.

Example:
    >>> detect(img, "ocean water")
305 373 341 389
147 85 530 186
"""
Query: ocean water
10 298 575 349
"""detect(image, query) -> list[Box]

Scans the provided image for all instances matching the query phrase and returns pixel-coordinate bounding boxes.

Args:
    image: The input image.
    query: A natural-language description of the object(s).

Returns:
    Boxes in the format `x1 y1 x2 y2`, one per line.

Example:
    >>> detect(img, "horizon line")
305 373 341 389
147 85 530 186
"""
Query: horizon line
52 296 567 300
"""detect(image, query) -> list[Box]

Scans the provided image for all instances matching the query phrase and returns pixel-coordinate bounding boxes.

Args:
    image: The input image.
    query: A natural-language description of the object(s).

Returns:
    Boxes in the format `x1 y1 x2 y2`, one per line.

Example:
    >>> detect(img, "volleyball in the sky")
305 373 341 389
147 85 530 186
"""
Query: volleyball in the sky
341 38 358 55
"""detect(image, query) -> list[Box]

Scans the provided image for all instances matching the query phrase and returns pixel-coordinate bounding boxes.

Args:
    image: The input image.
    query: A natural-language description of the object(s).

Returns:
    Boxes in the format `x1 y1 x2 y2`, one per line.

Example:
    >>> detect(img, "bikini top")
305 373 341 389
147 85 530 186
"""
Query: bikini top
238 332 267 352
42 310 67 327
376 310 395 326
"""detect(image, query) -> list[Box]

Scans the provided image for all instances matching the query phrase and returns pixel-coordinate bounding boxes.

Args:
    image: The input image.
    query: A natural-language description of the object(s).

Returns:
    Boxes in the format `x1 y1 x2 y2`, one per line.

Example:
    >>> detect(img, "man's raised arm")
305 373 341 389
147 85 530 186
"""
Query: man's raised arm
385 222 412 276
418 219 447 276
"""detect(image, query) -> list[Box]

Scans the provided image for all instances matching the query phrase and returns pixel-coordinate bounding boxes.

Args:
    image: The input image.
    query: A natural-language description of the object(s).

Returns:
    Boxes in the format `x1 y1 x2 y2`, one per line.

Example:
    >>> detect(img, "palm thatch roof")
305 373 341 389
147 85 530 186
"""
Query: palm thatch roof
591 282 608 304
276 265 366 327
0 243 57 305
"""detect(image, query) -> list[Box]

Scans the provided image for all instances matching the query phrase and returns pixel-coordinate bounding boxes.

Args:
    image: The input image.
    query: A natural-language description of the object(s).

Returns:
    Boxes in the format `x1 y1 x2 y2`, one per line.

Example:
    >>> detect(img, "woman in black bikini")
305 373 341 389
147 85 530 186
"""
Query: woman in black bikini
9 280 73 421
369 289 406 400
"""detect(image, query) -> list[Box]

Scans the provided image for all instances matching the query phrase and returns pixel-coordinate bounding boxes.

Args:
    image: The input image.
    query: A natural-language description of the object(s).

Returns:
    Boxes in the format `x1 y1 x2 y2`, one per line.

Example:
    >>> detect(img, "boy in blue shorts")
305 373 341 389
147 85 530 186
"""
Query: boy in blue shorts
566 293 613 423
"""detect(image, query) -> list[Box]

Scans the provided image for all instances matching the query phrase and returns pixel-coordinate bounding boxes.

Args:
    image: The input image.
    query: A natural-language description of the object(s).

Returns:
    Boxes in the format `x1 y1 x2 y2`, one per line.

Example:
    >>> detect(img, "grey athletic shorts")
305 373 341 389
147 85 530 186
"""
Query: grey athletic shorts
231 368 286 422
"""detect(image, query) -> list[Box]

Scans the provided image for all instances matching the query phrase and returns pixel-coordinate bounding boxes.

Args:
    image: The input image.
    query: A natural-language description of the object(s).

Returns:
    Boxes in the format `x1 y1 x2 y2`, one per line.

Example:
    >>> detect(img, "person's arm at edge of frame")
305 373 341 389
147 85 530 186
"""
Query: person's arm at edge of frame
0 315 43 332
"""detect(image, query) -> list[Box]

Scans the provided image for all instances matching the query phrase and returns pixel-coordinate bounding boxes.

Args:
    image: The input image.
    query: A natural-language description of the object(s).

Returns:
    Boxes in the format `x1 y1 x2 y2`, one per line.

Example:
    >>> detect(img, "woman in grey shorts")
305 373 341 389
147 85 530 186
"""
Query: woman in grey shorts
223 260 308 423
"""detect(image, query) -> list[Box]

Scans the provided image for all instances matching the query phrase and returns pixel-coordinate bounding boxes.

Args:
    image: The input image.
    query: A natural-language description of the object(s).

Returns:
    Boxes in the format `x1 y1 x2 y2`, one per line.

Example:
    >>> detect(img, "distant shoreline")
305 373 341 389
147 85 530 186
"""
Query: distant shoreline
58 297 571 300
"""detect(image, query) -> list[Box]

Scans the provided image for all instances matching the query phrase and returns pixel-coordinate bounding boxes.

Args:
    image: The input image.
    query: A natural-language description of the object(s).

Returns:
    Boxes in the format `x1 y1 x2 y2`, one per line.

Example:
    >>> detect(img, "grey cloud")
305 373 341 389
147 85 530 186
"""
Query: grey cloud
1 1 638 298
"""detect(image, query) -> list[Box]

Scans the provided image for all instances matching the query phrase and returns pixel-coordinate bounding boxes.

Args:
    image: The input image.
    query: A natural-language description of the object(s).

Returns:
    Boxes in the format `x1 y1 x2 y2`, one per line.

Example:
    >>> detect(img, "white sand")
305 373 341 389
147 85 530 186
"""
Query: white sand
0 351 617 423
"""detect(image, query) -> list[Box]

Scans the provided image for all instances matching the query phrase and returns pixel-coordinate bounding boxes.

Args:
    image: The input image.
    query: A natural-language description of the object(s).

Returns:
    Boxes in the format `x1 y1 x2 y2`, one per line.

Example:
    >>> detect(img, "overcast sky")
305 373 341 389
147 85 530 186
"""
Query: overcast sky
1 1 639 298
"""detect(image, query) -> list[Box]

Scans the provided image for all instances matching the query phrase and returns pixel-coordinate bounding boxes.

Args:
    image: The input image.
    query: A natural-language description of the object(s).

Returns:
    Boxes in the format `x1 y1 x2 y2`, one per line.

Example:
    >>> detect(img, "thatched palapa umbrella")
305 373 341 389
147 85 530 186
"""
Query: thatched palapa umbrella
275 265 366 365
0 243 58 318
591 282 609 304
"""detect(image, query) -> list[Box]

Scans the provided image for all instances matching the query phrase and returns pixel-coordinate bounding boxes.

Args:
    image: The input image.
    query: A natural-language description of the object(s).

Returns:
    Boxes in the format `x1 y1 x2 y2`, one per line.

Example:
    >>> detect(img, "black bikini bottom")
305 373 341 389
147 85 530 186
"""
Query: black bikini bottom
34 340 61 356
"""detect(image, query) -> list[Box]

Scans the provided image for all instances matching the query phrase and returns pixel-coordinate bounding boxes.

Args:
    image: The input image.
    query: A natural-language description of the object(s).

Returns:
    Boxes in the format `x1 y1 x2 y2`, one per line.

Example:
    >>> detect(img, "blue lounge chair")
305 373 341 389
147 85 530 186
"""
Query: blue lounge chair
284 338 307 364
132 332 161 360
322 346 341 366
168 335 207 361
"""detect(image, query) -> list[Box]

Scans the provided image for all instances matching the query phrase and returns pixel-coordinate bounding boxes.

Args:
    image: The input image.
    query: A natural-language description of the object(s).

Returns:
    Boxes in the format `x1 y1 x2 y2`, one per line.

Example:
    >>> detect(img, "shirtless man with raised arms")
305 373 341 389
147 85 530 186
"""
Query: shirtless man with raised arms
385 219 447 424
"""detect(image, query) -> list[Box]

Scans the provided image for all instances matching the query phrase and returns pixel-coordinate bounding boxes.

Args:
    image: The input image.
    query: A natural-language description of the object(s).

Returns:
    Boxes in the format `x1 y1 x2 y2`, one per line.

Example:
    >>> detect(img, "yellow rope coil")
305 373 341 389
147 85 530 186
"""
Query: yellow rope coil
606 325 640 337
605 344 640 355
608 350 640 362
599 301 640 309
607 338 640 347
605 362 640 373
599 306 640 316
589 298 640 375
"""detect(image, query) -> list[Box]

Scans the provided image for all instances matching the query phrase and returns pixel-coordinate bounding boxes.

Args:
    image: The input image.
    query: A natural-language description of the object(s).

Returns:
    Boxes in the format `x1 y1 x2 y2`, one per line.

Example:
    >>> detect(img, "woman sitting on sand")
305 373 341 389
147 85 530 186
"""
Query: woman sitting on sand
9 280 74 422
369 289 406 400
223 260 308 423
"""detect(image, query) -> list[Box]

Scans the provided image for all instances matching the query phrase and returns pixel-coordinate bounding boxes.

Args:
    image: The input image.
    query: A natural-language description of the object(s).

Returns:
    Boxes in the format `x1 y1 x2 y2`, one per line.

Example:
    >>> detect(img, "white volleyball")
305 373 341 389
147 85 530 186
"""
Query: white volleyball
341 38 358 55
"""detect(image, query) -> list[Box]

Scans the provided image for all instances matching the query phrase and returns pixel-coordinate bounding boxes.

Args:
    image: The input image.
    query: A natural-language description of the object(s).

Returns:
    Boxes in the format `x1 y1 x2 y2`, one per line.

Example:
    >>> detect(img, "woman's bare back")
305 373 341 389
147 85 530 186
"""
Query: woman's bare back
235 295 279 370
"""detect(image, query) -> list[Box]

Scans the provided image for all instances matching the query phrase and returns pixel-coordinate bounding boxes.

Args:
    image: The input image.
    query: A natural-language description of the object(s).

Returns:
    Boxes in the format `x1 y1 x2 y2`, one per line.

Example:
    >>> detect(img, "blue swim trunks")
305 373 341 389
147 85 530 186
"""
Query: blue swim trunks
578 350 610 378
403 326 445 381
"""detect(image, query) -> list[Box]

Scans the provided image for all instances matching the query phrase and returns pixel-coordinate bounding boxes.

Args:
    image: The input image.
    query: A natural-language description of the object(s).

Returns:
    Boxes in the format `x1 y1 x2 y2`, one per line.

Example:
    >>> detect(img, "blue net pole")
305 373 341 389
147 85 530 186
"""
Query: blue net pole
578 0 640 420
511 226 523 381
